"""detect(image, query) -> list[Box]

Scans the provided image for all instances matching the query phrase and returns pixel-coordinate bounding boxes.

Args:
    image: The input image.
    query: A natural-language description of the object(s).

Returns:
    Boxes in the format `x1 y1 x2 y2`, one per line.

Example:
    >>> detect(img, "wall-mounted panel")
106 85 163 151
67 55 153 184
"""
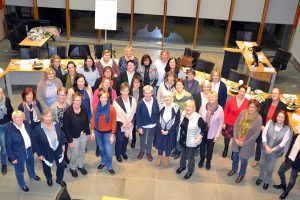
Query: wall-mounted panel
117 0 130 14
37 0 65 9
167 0 197 18
232 0 264 22
134 0 164 15
199 0 231 20
291 20 300 63
6 0 33 7
265 0 298 25
70 0 95 11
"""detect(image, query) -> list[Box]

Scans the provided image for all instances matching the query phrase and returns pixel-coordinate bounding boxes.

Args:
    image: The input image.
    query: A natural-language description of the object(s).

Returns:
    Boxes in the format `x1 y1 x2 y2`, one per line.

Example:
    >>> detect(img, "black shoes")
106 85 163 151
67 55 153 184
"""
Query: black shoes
183 172 193 180
33 175 40 181
70 169 78 177
198 159 205 169
222 147 228 158
279 191 289 199
97 164 106 169
22 186 29 192
1 164 7 175
116 156 122 162
256 178 262 185
273 184 287 191
206 160 211 170
56 180 67 187
122 154 128 160
65 157 70 164
176 167 186 174
263 183 269 190
78 167 88 175
108 169 115 175
131 141 136 149
47 179 53 186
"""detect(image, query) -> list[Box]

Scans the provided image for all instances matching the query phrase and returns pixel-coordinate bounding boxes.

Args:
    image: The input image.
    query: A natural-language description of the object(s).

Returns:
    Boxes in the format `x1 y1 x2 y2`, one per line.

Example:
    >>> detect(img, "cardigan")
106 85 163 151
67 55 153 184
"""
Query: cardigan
96 59 119 77
136 98 160 128
156 82 176 106
35 123 65 163
285 134 300 171
137 64 158 86
67 86 93 116
216 81 227 109
91 104 117 134
113 96 136 124
259 98 287 126
116 71 141 96
118 56 139 73
5 121 36 161
36 78 63 110
232 110 262 159
199 104 224 139
50 101 71 124
223 96 249 126
0 97 14 124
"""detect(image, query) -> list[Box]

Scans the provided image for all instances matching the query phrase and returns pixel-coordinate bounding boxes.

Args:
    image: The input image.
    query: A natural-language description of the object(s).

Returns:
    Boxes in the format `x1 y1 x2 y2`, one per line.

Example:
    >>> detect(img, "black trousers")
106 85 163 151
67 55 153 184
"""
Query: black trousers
254 132 262 161
200 137 215 161
278 158 299 193
180 147 197 173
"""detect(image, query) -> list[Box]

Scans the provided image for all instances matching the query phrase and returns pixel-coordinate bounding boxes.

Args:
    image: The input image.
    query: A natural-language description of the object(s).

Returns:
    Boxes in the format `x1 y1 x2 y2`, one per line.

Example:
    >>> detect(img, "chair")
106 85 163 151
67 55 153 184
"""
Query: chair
228 69 249 84
55 186 72 200
4 12 20 30
48 46 67 59
94 43 113 59
237 31 252 41
184 47 201 68
20 47 40 59
268 48 292 72
68 44 91 59
249 77 270 93
7 29 22 51
195 59 215 74
221 48 242 79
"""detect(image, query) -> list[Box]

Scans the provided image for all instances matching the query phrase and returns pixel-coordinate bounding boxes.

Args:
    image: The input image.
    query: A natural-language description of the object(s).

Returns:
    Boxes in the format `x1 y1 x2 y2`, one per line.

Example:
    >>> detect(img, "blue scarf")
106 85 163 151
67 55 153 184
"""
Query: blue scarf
94 102 110 130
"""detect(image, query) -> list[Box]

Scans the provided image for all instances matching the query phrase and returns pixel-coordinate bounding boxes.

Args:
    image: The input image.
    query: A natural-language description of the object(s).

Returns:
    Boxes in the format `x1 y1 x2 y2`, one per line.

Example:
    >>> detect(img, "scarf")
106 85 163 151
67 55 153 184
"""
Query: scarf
0 97 7 120
238 111 258 139
113 97 137 139
206 103 219 128
95 102 110 130
164 81 175 91
42 122 58 150
65 74 74 90
100 58 113 67
23 101 41 124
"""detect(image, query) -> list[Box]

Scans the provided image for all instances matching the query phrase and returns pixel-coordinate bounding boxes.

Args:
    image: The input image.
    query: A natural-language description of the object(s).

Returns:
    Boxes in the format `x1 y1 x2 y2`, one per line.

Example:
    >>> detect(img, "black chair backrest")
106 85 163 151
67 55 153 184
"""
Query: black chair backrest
20 48 30 59
68 45 91 59
48 46 67 59
7 29 21 51
228 69 239 82
55 186 72 200
272 48 292 71
195 59 215 74
15 24 27 40
5 12 20 29
20 47 40 59
94 43 112 59
249 77 270 93
237 31 252 41
221 50 241 79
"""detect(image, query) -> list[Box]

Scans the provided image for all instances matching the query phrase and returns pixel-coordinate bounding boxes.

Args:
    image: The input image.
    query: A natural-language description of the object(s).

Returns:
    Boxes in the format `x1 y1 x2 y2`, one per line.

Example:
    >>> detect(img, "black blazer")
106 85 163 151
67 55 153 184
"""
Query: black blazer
0 97 14 124
116 71 140 96
259 98 286 126
218 81 228 109
285 134 300 171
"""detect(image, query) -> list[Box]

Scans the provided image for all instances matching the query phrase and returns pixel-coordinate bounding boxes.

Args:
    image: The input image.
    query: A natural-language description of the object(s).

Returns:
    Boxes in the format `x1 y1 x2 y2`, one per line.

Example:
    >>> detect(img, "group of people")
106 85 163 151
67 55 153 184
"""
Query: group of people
0 46 299 200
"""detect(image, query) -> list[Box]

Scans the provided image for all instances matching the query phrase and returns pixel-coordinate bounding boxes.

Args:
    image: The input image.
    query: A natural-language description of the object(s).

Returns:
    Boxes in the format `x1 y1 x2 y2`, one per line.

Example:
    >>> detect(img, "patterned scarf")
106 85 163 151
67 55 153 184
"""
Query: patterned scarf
205 103 218 128
0 97 7 120
238 111 258 139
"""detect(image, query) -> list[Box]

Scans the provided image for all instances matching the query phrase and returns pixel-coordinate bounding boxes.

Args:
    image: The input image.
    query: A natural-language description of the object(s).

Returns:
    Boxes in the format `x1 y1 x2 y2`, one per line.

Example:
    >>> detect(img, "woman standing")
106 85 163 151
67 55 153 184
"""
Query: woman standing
156 71 176 105
154 91 180 167
227 99 262 183
153 50 170 92
222 85 249 158
210 69 227 108
37 68 63 110
174 79 193 112
63 92 90 177
92 78 117 107
18 87 43 130
199 91 224 170
50 87 70 165
113 83 137 162
176 100 206 179
62 61 80 90
77 56 100 90
200 80 212 107
94 66 118 91
252 87 287 167
50 55 65 83
5 111 40 192
165 57 186 80
185 69 201 111
0 88 13 175
67 74 93 120
138 54 158 87
36 109 66 187
96 50 119 77
118 46 139 73
91 90 117 175
256 110 290 190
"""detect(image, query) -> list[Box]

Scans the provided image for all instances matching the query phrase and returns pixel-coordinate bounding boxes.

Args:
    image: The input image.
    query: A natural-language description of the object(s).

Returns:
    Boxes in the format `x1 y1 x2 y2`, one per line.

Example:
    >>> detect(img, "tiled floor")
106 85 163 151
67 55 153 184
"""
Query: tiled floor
0 37 299 200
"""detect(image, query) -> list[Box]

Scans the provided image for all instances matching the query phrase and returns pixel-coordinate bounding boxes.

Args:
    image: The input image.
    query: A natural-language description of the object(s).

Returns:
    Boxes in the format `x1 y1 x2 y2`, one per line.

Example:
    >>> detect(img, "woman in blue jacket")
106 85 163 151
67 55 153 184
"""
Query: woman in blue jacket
35 109 66 187
5 111 40 192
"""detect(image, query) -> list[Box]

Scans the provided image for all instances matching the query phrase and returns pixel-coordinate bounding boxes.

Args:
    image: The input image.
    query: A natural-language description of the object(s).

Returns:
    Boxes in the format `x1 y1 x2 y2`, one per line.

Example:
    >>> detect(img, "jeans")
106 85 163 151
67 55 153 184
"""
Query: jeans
278 158 299 193
13 147 36 188
0 124 7 165
139 127 156 153
42 151 65 182
232 150 248 176
180 147 197 173
115 124 129 157
259 151 279 184
158 149 172 157
70 133 87 170
95 131 113 170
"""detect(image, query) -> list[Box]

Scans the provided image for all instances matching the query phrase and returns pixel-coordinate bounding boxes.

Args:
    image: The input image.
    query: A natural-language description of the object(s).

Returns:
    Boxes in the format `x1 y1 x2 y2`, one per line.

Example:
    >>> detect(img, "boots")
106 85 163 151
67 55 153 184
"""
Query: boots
164 157 170 168
222 146 228 158
206 160 211 170
155 156 162 166
198 158 205 168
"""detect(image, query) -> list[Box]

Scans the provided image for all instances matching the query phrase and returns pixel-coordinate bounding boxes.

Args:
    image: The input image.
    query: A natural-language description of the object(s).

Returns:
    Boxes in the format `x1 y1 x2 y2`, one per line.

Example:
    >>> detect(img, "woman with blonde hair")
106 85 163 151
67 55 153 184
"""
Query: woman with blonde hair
200 80 212 107
37 67 63 110
92 77 117 107
118 46 139 73
153 49 170 92
50 55 65 83
96 50 119 77
210 69 227 108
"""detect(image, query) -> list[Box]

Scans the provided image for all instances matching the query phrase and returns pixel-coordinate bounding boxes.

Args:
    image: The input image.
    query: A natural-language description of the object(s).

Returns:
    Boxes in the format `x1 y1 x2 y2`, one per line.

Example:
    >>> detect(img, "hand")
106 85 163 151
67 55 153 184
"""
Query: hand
39 156 44 161
114 74 118 78
69 142 75 148
12 159 18 164
194 135 203 144
222 124 226 129
265 146 272 154
261 126 265 131
138 128 143 134
234 138 240 145
110 134 115 144
213 138 218 143
90 133 95 141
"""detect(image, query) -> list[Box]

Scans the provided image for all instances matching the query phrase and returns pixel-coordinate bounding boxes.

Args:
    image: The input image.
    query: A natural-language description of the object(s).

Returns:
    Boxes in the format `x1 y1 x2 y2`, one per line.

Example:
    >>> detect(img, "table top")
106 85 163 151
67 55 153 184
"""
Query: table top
236 41 276 74
19 34 52 47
